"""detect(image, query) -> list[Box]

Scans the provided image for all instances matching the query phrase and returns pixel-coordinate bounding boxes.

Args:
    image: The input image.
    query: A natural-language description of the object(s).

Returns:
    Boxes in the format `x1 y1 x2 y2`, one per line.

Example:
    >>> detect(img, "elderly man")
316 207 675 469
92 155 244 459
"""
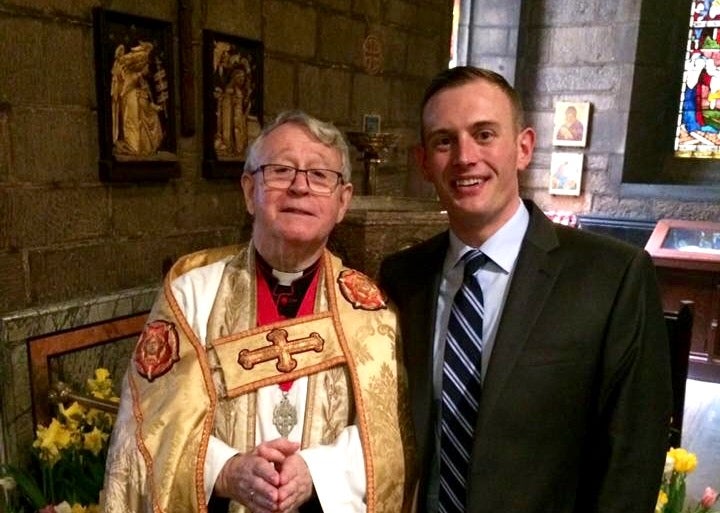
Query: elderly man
103 111 415 513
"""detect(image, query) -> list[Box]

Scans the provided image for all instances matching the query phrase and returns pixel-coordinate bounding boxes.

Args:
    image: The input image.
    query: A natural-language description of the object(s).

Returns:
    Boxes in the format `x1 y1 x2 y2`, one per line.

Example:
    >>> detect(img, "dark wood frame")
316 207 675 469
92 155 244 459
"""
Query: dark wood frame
92 8 179 182
665 300 694 448
647 219 720 383
27 312 148 427
202 30 264 179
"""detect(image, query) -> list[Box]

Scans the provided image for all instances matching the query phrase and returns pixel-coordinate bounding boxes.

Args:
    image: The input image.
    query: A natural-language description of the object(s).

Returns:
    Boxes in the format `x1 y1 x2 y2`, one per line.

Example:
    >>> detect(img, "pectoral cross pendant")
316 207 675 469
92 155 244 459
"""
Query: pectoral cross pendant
272 393 297 437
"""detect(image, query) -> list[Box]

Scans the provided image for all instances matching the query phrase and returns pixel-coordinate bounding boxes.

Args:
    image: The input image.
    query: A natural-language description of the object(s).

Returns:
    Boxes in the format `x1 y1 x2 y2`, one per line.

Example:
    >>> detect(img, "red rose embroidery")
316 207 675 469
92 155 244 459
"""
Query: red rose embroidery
134 320 180 382
337 269 387 310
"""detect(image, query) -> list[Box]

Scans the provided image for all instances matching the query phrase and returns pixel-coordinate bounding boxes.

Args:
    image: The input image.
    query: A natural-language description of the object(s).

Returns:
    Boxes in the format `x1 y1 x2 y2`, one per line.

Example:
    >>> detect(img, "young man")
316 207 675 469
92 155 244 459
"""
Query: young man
104 111 415 513
379 66 671 513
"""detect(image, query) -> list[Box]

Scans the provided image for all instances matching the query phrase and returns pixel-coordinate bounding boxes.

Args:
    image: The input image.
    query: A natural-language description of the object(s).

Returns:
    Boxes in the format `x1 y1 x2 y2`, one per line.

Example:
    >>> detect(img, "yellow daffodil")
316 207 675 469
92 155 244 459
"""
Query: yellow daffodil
87 368 118 401
657 447 716 513
19 369 118 508
94 368 109 381
655 490 668 512
34 418 73 465
667 447 697 473
82 427 108 456
59 401 87 429
70 503 87 513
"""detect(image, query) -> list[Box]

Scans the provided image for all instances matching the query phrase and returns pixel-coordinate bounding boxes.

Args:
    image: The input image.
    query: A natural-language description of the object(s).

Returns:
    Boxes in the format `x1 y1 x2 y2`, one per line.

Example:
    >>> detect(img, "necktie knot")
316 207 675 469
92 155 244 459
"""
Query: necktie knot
462 250 486 279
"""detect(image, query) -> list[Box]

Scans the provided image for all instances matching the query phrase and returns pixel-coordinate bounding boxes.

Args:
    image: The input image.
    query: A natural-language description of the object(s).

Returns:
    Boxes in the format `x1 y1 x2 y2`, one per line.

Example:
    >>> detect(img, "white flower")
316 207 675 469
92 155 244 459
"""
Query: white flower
0 476 16 491
0 476 16 508
54 501 72 513
664 455 675 480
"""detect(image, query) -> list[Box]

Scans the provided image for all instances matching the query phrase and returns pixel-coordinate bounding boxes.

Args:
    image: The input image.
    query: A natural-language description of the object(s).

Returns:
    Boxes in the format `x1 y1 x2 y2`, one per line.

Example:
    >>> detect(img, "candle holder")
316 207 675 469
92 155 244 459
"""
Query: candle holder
346 131 400 195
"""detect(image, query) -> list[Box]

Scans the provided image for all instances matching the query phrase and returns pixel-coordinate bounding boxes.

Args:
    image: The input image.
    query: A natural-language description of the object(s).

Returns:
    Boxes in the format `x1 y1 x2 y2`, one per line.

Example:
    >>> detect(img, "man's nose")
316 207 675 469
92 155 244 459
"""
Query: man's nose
288 169 311 192
454 134 478 166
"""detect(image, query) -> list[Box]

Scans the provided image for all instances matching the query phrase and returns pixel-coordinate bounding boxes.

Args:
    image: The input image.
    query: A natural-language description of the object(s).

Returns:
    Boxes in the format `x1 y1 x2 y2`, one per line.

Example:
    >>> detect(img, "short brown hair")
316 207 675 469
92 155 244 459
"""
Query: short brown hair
420 66 526 140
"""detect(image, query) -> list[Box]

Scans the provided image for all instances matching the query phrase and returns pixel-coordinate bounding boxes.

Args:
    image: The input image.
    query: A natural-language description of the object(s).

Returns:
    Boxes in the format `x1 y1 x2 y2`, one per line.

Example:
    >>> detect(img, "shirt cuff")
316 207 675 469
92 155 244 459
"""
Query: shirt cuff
299 425 366 513
204 435 240 503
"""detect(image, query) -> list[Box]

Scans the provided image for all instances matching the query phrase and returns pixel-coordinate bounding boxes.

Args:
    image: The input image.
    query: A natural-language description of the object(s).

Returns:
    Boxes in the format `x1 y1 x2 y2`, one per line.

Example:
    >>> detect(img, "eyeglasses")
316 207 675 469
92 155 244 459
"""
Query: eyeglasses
252 164 344 195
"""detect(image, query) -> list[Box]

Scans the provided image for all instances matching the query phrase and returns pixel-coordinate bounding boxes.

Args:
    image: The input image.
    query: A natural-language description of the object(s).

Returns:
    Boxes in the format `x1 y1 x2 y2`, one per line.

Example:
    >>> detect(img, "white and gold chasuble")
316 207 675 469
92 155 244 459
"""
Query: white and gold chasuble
103 244 415 513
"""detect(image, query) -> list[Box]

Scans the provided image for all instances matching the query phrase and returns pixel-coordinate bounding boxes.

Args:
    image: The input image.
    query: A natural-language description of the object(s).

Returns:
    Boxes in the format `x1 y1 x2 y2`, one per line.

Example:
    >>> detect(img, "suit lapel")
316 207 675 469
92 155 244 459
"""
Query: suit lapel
401 232 448 461
478 204 564 429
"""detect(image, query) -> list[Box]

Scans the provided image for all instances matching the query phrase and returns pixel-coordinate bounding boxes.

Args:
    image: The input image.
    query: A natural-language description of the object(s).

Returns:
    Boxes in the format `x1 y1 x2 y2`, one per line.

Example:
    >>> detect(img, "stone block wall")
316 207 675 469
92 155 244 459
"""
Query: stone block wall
0 0 453 316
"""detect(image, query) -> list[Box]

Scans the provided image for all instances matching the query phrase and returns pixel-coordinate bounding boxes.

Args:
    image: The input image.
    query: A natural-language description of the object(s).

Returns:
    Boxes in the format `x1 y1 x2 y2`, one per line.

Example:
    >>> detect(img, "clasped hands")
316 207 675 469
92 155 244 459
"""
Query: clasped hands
215 438 314 513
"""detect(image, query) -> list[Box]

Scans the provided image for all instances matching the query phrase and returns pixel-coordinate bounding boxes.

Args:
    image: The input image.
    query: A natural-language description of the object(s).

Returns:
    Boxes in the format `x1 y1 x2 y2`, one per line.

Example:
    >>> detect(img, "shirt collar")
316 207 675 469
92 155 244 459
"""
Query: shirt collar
446 199 529 274
255 251 320 286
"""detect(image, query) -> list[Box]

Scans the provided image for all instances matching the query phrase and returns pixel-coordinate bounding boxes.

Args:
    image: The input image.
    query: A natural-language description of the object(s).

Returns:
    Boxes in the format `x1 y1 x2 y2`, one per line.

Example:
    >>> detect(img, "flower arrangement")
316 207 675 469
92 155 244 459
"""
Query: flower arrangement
657 447 719 513
0 369 119 513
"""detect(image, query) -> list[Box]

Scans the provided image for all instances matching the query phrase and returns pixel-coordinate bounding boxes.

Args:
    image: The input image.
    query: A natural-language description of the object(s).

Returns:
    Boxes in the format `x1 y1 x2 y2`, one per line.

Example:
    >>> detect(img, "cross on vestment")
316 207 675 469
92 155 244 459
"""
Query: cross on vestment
237 328 325 372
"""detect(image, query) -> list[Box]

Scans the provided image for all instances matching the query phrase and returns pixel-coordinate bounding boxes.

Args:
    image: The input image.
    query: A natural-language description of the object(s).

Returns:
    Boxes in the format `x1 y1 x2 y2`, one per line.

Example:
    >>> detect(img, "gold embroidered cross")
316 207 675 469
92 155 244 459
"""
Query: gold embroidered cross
237 329 325 372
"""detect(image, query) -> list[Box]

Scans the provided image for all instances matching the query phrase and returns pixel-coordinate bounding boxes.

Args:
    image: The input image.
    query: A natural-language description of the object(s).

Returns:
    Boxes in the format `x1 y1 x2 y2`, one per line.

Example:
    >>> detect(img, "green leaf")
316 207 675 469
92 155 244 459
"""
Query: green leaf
0 464 47 509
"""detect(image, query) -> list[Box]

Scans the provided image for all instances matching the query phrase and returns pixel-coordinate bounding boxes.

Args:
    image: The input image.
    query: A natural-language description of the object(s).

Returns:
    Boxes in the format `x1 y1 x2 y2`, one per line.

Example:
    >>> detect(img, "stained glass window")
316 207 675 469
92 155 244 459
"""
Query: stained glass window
675 1 720 158
449 0 460 67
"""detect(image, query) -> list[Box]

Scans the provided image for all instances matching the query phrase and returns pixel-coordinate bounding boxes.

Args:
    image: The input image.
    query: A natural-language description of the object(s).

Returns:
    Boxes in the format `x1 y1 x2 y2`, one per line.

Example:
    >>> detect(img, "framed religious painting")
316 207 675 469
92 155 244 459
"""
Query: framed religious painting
548 151 583 196
92 8 179 182
202 31 264 179
552 101 590 148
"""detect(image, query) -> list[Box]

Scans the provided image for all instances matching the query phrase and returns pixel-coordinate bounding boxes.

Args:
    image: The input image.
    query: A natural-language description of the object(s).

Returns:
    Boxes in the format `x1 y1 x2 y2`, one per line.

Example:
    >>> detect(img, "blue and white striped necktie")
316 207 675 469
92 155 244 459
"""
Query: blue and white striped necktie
439 249 486 513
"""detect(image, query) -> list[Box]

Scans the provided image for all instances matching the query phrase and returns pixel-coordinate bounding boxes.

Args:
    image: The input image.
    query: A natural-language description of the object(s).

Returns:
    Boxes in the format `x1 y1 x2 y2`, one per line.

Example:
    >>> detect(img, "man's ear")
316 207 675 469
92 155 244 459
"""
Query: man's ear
335 183 353 224
240 173 255 215
516 127 536 172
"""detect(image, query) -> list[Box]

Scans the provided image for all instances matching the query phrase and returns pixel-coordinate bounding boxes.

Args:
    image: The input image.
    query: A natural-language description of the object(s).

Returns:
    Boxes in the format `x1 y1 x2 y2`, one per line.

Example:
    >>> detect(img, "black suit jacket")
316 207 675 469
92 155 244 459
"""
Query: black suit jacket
379 201 672 513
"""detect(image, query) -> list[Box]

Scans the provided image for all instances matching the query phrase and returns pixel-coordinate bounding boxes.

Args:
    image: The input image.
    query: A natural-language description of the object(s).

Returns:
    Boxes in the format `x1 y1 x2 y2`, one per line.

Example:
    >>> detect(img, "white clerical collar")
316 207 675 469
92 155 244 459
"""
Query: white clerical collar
272 268 304 286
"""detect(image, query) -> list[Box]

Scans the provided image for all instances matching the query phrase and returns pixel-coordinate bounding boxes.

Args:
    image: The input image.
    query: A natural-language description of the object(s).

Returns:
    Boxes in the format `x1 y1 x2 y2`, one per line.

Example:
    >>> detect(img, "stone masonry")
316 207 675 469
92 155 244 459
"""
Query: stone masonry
0 0 452 315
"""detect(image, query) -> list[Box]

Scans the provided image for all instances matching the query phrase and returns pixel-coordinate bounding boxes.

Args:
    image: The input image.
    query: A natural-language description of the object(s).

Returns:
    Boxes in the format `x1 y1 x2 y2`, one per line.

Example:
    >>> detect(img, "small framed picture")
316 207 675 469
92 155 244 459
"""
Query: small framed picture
549 151 583 196
552 101 590 147
92 8 179 182
363 114 381 134
202 30 264 179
